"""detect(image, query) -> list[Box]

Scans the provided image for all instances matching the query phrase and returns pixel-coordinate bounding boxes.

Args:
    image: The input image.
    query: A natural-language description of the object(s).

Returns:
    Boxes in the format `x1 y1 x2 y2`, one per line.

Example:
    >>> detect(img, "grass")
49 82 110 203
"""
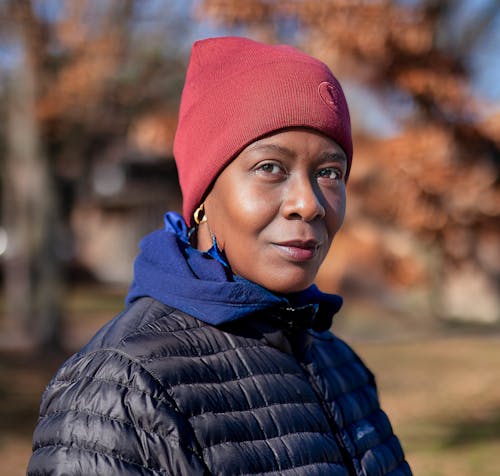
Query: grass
354 336 500 476
1 288 499 475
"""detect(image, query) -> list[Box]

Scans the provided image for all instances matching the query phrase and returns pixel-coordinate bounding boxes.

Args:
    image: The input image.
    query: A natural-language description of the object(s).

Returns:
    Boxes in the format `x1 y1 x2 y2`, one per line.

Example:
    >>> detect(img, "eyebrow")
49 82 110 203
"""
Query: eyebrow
245 143 296 157
318 151 347 164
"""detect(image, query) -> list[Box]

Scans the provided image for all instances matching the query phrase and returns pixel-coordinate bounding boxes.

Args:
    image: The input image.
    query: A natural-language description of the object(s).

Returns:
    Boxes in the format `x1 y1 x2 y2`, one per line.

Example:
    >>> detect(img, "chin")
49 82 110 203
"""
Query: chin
260 274 315 295
275 284 312 295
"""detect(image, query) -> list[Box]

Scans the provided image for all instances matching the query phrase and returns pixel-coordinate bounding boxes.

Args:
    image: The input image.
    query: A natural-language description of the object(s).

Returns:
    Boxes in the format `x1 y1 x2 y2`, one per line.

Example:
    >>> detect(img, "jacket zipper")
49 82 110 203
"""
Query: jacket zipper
301 366 358 476
284 326 358 476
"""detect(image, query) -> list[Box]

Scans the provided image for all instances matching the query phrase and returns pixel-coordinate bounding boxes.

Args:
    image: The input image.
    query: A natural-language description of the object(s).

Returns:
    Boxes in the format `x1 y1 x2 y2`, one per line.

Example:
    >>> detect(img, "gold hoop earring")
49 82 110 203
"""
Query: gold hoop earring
193 203 207 225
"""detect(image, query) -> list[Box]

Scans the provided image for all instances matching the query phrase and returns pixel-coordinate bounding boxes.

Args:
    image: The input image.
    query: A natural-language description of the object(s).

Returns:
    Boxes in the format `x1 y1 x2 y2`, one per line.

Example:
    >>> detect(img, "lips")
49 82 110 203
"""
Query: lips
272 239 320 262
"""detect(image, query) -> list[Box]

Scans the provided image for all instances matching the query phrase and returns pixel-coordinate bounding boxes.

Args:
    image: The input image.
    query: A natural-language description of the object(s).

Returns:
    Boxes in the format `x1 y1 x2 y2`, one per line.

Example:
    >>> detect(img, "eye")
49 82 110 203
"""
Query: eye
316 167 344 181
255 161 286 177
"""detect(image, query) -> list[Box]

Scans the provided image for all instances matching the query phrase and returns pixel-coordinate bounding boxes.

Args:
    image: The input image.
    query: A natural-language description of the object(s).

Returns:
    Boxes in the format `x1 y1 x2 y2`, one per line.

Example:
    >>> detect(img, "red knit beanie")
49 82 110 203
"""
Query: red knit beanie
174 36 352 226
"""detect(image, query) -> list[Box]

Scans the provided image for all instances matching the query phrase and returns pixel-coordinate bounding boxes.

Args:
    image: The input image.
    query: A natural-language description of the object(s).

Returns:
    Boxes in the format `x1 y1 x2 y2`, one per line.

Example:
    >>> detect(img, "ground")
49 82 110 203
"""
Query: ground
1 287 499 475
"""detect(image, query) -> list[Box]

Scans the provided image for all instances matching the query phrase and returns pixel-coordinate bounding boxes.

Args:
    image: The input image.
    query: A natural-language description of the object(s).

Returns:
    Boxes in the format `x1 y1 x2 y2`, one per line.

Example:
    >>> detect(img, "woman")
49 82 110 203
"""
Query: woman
28 37 412 475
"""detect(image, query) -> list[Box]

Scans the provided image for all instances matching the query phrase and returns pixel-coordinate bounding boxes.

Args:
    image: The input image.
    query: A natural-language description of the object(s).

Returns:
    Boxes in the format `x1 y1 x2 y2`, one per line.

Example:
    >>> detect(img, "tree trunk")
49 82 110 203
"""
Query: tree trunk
3 31 63 351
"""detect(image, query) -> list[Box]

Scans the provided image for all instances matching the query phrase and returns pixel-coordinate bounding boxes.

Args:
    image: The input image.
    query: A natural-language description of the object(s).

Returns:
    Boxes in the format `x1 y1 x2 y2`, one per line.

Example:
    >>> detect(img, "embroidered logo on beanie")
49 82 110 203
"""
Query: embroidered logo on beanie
318 81 340 110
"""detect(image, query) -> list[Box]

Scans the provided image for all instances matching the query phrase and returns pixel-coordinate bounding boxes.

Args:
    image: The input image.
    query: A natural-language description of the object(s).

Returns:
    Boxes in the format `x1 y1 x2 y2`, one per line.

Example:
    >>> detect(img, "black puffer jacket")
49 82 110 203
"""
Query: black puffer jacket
28 297 412 475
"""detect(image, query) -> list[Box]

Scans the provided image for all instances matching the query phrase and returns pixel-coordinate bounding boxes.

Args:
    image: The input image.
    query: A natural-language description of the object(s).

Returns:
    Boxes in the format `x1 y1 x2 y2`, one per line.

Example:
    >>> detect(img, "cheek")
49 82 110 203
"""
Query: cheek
209 185 279 249
238 196 278 231
324 188 346 234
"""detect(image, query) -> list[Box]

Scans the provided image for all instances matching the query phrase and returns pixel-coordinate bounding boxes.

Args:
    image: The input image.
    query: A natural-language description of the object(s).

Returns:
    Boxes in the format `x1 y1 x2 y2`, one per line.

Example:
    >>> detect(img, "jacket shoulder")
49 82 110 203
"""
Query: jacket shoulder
79 297 198 352
28 298 207 475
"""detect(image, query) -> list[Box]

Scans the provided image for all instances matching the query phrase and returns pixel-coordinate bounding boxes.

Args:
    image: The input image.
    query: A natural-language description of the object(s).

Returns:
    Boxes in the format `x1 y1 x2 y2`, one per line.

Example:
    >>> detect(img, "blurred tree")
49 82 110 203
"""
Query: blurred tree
199 0 500 321
0 0 188 349
3 0 63 350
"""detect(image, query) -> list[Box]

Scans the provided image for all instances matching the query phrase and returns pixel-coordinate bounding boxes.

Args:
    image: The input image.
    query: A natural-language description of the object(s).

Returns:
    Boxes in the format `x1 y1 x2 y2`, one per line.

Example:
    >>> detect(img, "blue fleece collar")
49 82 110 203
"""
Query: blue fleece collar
126 212 342 330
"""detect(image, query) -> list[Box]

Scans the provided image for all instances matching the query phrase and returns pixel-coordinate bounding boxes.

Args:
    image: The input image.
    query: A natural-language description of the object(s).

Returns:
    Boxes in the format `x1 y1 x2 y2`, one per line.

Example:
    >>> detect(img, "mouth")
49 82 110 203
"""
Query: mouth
272 239 320 262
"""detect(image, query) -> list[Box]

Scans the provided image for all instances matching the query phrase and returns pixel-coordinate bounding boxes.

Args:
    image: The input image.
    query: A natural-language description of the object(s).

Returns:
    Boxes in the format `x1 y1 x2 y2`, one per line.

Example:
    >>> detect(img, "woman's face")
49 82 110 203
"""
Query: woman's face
199 128 347 293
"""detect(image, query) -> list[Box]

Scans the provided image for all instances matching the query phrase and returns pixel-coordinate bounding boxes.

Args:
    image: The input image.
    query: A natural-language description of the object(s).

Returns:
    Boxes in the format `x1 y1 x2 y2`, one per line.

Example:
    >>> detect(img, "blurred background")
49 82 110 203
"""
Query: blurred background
0 0 499 474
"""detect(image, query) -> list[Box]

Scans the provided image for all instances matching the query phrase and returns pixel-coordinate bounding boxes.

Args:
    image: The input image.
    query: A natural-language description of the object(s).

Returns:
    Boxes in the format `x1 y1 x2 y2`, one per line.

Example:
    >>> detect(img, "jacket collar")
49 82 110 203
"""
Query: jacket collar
126 212 342 331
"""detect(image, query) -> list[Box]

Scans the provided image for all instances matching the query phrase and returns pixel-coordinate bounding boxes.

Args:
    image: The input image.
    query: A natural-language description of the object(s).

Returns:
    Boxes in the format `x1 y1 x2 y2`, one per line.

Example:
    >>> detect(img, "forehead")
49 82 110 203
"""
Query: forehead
240 128 347 161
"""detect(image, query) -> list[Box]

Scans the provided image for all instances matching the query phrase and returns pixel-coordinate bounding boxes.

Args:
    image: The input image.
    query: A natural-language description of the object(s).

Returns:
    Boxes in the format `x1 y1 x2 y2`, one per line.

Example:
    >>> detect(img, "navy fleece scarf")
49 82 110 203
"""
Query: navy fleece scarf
126 212 342 330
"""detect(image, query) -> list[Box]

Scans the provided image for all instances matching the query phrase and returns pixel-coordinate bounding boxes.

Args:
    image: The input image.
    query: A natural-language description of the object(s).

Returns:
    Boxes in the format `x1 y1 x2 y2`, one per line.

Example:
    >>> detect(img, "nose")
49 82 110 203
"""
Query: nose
281 174 326 221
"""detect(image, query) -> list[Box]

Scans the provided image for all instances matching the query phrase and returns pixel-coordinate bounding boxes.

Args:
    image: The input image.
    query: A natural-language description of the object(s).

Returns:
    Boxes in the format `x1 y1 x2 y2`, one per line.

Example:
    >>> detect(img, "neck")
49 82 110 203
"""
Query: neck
195 223 214 252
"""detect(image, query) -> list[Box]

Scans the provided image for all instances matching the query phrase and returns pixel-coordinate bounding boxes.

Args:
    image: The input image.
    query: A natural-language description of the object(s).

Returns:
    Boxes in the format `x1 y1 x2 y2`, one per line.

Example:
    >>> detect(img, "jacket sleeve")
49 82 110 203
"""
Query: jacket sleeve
27 349 208 475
